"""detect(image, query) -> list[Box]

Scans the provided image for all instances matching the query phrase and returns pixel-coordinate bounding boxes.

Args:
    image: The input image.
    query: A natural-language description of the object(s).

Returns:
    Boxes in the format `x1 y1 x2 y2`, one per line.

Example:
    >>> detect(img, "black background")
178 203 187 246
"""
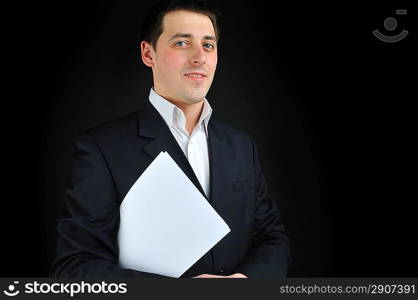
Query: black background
1 1 415 277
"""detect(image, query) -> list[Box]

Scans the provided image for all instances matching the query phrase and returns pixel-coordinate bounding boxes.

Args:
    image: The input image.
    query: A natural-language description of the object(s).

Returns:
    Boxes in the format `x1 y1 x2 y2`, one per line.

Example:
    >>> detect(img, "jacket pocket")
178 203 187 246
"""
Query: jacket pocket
232 179 252 192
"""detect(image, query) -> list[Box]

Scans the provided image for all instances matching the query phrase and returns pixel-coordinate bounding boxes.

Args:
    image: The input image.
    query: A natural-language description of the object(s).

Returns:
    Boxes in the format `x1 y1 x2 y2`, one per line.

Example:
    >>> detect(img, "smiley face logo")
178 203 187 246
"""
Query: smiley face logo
373 9 408 43
3 281 20 297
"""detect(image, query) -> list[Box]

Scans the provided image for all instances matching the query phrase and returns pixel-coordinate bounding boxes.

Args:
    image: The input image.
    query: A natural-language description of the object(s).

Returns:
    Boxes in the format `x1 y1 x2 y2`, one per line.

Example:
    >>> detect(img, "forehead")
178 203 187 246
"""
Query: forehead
161 10 215 37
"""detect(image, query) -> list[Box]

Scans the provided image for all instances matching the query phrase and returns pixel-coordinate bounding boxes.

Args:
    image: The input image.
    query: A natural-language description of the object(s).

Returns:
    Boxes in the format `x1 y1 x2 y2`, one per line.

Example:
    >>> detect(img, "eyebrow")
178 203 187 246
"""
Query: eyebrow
169 33 217 42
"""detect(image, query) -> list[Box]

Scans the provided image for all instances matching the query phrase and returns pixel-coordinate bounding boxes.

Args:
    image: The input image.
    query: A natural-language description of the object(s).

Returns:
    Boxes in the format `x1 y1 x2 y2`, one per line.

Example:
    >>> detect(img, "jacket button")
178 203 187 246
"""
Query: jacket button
219 269 225 274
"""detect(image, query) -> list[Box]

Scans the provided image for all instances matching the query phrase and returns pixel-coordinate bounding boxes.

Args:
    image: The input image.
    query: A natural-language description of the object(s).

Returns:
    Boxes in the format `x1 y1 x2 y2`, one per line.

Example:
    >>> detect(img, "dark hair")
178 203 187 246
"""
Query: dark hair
140 0 221 50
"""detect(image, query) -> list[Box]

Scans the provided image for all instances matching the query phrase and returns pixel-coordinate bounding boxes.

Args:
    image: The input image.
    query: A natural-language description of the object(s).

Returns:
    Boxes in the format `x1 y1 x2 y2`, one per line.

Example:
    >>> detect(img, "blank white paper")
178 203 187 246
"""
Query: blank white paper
117 151 230 278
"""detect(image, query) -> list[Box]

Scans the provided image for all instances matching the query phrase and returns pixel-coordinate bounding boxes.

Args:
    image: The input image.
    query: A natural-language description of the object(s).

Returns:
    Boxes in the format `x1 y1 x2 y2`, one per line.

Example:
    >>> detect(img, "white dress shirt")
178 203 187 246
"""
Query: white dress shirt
148 88 212 197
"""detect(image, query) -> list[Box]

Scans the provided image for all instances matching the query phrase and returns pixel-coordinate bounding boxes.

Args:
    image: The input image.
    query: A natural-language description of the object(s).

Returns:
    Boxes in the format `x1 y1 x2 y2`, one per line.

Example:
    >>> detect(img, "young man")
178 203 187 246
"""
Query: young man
50 0 290 278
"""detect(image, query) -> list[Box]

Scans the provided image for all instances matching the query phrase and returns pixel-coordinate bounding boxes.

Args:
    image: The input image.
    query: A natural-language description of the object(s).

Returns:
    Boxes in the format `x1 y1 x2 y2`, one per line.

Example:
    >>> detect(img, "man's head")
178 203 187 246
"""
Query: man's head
140 0 220 105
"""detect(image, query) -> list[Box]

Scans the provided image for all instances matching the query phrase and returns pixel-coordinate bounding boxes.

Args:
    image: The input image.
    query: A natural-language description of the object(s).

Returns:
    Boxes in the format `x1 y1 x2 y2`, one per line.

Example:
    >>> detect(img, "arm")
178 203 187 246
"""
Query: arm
233 136 291 278
49 132 169 278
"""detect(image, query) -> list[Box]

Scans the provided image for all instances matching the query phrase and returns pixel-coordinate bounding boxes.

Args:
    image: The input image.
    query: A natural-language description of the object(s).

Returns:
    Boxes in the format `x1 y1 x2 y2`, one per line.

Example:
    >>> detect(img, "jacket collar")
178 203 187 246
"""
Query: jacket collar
137 101 207 199
136 101 228 203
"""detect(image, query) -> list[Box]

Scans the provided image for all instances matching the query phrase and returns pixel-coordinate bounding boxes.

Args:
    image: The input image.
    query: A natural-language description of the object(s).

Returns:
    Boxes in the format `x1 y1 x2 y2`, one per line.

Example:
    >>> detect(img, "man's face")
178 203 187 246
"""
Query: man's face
145 10 218 105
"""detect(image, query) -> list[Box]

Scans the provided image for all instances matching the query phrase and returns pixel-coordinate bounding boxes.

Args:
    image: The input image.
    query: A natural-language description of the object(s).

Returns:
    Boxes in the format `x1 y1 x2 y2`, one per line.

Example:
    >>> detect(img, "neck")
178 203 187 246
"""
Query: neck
174 100 204 136
153 88 205 135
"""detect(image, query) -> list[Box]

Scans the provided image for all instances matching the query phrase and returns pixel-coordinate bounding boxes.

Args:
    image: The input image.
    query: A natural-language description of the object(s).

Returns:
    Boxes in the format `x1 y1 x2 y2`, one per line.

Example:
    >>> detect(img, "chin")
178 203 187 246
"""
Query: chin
186 97 205 104
184 91 207 104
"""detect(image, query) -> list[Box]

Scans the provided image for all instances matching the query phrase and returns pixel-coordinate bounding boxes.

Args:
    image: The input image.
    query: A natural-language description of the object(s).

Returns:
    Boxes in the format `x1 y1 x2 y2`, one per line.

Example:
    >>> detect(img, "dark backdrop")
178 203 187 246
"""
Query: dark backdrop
1 1 415 277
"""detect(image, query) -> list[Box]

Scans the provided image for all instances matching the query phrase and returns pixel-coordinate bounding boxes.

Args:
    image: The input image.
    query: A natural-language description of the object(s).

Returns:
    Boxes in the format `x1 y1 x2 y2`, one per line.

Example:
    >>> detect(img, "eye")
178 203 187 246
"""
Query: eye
174 41 188 47
203 43 216 50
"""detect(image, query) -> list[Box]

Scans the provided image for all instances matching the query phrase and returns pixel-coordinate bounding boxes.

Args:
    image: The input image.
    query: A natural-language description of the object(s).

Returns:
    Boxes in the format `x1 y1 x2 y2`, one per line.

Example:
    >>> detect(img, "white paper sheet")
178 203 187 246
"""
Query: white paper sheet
117 151 230 278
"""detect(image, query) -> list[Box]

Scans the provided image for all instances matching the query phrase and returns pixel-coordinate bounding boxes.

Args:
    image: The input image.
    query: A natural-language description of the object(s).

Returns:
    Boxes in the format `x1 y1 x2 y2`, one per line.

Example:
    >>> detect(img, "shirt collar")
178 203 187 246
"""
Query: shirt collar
148 88 212 135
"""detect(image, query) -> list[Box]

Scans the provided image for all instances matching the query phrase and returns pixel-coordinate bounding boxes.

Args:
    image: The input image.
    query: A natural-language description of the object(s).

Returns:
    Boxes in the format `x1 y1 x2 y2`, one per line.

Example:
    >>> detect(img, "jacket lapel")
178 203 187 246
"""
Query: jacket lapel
207 121 234 206
137 101 207 199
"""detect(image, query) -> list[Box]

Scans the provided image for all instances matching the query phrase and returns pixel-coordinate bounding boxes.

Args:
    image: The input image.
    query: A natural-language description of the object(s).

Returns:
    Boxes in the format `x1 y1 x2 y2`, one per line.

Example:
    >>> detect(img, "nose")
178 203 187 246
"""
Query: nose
190 46 207 65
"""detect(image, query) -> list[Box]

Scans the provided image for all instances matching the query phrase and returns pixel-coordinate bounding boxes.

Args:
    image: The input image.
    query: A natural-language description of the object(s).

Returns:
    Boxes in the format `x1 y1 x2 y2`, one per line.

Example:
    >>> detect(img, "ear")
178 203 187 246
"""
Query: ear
141 41 155 68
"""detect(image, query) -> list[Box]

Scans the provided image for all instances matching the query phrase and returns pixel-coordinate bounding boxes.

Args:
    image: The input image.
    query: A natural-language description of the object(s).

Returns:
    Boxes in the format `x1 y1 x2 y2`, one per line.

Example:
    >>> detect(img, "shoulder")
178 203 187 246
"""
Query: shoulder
79 111 139 144
210 119 255 147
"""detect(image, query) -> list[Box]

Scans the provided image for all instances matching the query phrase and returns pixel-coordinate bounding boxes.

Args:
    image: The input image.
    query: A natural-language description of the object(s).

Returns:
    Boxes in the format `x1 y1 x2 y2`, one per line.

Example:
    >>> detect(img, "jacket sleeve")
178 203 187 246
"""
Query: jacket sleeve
233 136 291 278
49 132 169 278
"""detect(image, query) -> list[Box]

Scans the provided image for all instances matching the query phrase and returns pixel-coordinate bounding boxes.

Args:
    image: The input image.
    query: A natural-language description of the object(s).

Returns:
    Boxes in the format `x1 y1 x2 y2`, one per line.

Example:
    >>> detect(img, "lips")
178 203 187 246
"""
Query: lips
184 72 207 81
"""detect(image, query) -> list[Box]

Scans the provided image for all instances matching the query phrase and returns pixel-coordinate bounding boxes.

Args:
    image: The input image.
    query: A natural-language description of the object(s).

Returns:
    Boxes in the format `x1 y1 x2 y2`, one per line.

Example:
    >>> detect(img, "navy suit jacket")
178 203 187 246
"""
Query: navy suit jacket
50 101 290 278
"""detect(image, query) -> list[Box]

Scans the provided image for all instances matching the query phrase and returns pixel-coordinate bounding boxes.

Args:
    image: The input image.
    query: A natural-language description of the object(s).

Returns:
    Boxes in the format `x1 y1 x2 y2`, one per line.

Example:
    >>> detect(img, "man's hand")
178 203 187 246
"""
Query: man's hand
193 273 247 278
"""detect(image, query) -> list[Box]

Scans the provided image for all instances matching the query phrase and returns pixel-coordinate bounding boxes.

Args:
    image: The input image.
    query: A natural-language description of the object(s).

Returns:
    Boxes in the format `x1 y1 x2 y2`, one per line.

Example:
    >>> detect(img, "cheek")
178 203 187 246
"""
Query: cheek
160 50 185 71
208 53 218 70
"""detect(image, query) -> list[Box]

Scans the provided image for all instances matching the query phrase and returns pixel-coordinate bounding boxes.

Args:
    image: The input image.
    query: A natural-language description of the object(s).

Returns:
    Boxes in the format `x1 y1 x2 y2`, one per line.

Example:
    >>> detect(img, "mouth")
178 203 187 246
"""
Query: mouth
184 72 207 82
